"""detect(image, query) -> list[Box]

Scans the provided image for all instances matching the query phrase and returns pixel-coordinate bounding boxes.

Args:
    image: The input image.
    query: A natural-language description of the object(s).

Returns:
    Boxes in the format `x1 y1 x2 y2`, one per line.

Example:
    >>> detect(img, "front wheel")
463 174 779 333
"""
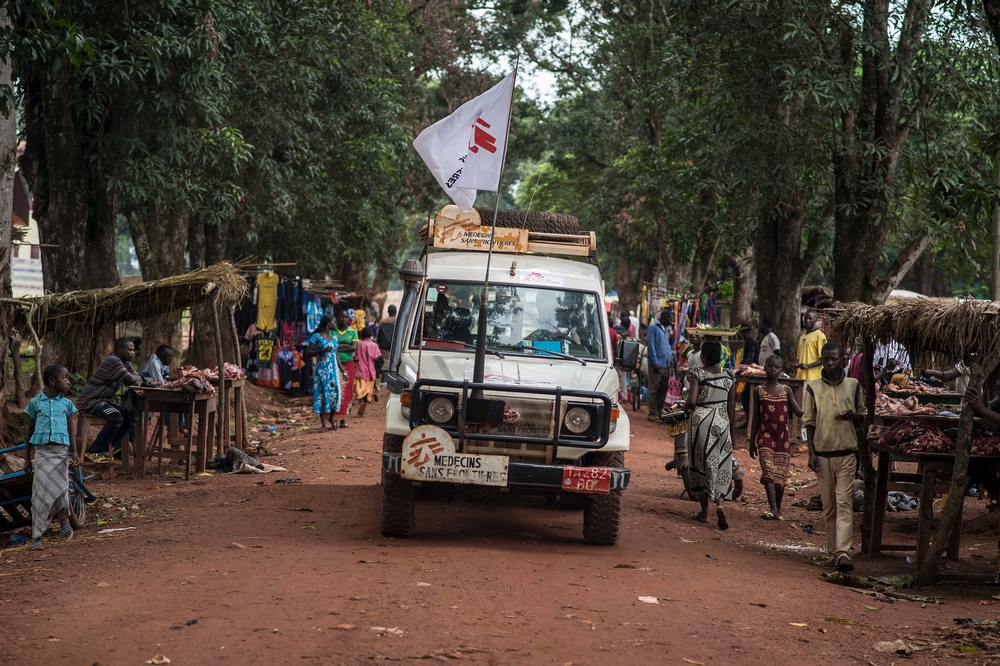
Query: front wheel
68 471 87 529
583 450 625 545
379 434 414 538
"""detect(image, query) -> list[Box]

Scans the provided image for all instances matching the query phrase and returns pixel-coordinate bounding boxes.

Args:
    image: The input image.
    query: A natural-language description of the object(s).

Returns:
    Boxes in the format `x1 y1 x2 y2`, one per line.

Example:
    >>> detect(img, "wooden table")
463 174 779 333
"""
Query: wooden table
210 377 247 454
870 440 998 583
136 388 217 480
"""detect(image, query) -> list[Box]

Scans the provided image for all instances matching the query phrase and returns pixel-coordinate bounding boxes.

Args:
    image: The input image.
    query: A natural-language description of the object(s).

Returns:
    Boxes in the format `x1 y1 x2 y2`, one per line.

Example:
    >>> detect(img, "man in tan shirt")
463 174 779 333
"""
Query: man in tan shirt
803 341 867 572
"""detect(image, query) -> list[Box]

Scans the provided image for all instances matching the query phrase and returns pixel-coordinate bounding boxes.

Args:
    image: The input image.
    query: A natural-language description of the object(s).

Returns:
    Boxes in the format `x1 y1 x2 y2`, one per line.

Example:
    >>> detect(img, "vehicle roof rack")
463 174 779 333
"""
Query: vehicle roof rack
418 206 597 259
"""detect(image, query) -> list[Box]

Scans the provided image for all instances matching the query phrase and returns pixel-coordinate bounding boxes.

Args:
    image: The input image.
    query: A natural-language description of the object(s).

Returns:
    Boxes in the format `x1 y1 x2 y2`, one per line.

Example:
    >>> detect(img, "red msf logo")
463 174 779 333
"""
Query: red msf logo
469 117 498 154
406 435 445 468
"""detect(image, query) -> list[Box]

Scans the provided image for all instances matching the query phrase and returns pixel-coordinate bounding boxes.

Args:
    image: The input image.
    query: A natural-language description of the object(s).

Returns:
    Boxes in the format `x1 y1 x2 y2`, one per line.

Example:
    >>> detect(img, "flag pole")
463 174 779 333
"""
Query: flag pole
471 55 519 398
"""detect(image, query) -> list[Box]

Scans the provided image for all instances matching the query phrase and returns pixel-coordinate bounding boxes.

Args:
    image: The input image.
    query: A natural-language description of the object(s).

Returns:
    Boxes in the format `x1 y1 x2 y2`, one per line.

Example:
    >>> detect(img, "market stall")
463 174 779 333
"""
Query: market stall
1 262 249 478
827 299 1000 585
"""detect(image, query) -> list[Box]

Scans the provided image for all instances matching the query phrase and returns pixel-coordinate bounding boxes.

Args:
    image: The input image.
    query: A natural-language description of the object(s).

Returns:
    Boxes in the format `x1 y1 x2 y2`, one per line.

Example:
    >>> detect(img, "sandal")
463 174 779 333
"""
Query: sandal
717 508 729 531
29 539 43 550
60 524 73 541
340 421 349 429
689 512 709 524
761 511 776 520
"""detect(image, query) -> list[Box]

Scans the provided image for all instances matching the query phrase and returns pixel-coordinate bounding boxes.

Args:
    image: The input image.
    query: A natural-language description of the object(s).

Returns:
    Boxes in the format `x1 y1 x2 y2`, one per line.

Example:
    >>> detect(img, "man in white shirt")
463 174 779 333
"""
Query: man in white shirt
759 318 780 361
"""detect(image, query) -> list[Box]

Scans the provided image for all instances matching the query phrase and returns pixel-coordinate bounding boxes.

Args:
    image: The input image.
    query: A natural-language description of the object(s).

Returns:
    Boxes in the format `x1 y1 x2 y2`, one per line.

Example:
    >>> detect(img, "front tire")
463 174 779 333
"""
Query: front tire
68 473 87 529
379 434 414 538
583 451 625 545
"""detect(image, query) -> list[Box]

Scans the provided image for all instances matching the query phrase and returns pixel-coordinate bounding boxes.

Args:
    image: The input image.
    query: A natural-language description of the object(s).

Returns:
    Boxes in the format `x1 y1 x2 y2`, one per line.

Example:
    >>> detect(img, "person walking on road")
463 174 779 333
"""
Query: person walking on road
749 355 803 520
646 309 674 422
683 341 736 530
306 315 343 431
804 341 866 572
333 310 359 429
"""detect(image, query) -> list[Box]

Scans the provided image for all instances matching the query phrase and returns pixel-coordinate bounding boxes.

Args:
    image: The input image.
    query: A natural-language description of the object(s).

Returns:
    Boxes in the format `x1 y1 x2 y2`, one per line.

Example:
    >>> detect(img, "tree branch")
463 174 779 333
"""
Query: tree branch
869 233 931 304
982 0 1000 55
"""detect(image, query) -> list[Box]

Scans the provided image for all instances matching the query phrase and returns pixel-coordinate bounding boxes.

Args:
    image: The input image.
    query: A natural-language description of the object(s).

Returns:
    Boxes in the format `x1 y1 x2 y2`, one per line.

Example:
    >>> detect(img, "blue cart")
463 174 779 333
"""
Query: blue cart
0 444 92 533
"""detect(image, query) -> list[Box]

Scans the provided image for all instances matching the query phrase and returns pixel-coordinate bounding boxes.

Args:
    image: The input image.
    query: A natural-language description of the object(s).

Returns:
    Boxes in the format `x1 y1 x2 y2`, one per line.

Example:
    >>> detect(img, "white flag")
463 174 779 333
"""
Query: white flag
412 69 516 212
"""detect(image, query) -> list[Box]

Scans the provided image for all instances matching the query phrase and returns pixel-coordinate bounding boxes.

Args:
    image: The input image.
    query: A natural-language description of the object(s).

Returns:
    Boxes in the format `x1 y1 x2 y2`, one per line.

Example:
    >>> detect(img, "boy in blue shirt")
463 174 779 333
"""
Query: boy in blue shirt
23 365 79 549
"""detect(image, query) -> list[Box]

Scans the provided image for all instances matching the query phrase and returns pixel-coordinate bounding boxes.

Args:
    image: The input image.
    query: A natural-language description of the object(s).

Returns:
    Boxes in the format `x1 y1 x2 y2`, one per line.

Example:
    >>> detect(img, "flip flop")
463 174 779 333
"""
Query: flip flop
761 511 776 520
60 524 73 541
29 539 43 550
689 512 709 524
717 508 729 530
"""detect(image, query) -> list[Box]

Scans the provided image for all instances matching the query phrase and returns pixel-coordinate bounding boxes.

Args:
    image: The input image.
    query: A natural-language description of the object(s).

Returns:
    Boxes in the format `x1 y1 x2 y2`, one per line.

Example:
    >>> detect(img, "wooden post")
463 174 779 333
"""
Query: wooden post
859 339 878 555
211 295 227 455
918 360 998 585
9 335 23 407
992 151 1000 300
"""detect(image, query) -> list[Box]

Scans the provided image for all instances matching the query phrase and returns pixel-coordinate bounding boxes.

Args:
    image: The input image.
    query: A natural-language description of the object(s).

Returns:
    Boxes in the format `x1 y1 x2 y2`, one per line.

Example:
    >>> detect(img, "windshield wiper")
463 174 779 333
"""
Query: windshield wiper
494 344 587 365
424 339 505 358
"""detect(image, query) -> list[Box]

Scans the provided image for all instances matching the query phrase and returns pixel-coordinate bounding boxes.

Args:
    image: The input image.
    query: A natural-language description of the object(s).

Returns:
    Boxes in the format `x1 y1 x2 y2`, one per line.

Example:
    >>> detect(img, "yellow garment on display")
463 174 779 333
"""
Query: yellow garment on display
256 272 279 331
352 309 366 331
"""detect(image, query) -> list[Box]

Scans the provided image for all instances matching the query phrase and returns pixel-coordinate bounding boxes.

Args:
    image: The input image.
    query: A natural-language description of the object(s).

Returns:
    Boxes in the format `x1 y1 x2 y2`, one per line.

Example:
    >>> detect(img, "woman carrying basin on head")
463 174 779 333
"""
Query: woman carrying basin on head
683 340 737 530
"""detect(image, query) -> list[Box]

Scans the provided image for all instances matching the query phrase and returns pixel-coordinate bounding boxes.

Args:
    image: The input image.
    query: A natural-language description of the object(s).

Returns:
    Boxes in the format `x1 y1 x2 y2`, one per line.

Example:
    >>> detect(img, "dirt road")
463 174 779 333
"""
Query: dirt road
2 391 999 665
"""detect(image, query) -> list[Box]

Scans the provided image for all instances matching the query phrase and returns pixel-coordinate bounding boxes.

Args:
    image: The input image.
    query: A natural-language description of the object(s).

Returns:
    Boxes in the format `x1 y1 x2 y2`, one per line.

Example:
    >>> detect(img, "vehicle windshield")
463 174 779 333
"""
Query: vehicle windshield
412 281 607 361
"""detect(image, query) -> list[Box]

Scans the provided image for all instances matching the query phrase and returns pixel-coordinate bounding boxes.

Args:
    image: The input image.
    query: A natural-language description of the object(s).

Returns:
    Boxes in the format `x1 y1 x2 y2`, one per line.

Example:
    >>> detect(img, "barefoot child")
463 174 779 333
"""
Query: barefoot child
353 327 380 417
749 355 804 520
22 365 79 549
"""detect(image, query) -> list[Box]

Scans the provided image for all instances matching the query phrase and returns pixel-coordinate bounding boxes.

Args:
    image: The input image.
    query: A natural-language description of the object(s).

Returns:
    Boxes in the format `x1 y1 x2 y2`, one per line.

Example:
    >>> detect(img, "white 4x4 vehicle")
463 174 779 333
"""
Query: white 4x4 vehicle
378 206 637 544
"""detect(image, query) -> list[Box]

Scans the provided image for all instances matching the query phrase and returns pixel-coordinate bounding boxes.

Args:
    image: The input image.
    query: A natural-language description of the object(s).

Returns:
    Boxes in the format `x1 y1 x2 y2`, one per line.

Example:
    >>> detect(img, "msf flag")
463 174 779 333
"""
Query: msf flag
412 69 516 212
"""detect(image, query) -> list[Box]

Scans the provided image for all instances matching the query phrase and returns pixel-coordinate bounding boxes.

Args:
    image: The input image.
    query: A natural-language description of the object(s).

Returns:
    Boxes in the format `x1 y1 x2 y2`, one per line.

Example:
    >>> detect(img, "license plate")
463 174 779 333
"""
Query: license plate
562 466 612 494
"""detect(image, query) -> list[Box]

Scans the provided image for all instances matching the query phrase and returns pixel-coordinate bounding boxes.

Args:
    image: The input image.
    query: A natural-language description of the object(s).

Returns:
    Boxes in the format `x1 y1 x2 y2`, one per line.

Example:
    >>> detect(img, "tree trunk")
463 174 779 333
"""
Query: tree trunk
983 0 1000 53
131 207 190 355
187 218 235 368
334 260 370 294
831 0 933 304
729 247 755 326
689 186 719 294
615 256 643 314
20 70 120 374
0 6 16 433
755 201 815 366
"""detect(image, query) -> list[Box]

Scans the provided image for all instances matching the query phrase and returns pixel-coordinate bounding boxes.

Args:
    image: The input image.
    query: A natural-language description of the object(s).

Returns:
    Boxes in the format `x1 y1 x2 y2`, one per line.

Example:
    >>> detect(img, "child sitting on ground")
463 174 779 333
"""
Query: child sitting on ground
22 365 79 550
749 354 804 520
353 327 381 417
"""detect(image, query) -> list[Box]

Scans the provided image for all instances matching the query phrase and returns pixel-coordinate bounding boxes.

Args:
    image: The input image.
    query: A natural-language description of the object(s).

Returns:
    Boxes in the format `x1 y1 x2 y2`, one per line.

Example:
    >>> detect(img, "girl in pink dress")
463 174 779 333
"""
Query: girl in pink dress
749 355 804 520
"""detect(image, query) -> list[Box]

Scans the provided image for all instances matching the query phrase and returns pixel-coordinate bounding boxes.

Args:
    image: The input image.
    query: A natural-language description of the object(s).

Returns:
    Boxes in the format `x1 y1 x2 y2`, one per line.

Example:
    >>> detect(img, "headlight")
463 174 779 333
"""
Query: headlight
564 407 592 434
427 396 456 424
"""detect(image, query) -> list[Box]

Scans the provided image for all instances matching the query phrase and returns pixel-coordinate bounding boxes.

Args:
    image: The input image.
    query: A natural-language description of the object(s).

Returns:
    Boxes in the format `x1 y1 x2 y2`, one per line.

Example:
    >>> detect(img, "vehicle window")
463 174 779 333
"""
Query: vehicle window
412 281 607 360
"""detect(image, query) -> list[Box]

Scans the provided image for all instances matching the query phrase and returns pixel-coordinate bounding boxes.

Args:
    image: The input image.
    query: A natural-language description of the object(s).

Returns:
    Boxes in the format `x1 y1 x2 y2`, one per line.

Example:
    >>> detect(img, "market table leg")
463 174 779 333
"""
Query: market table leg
915 464 937 581
234 386 245 451
196 400 211 473
870 450 891 557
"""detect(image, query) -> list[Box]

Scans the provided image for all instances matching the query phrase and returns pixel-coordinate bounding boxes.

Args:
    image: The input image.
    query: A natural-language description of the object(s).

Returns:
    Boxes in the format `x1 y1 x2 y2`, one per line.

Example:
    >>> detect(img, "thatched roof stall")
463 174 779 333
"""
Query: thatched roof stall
4 261 247 339
826 299 1000 586
827 299 1000 384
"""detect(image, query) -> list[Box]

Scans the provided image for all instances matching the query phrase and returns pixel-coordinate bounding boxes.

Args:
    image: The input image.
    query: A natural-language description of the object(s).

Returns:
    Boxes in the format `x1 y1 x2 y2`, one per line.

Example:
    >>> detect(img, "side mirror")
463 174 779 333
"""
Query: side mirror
378 323 395 351
615 340 639 370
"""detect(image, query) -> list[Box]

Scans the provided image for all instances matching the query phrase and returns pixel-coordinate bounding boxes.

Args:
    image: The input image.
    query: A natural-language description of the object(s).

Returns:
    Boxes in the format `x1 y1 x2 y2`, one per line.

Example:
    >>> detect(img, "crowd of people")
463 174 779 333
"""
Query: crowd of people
620 306 869 571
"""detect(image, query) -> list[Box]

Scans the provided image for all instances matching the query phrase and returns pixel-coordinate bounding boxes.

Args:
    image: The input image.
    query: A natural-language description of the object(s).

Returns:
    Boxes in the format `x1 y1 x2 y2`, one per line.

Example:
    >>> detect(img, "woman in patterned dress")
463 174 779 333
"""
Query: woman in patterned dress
306 315 343 431
749 354 804 520
683 340 737 530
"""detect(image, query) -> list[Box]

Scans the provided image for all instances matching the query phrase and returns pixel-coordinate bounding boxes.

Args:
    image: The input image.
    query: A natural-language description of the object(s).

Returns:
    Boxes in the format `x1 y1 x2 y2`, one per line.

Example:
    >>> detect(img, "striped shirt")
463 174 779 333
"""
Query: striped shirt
78 355 134 412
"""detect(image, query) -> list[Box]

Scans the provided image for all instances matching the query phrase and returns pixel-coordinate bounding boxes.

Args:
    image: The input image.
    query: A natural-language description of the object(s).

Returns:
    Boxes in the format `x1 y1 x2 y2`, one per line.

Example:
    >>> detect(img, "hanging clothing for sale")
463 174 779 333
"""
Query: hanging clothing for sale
256 272 279 331
234 274 258 336
306 297 322 333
